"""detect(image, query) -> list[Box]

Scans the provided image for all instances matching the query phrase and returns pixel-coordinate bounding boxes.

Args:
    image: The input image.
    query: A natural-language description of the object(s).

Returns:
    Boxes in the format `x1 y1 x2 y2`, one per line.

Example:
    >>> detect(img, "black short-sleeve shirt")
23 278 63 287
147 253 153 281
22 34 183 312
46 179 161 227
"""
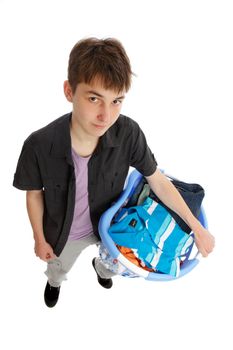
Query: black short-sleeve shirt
13 113 157 256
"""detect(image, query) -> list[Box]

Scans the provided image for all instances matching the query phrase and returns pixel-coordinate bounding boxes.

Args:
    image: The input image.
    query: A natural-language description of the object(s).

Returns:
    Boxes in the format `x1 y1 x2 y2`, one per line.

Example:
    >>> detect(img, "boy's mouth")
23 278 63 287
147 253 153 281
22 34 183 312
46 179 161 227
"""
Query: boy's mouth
93 124 107 129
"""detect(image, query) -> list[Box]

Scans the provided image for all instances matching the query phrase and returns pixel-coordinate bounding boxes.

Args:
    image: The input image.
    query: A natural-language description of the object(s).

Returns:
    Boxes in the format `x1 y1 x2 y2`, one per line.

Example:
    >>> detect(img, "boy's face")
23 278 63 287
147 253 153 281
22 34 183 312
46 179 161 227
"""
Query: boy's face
64 78 126 139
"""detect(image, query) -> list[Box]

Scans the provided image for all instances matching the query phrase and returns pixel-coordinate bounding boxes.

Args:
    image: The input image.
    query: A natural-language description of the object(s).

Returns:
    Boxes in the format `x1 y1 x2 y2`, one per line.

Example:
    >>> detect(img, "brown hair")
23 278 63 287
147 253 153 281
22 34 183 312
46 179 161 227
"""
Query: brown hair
68 37 134 94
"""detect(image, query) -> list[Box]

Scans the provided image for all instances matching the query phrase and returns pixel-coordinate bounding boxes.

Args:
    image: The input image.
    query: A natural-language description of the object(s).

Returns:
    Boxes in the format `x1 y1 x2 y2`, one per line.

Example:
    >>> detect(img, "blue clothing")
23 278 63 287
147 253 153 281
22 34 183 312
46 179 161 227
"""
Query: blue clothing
127 176 205 233
109 197 194 277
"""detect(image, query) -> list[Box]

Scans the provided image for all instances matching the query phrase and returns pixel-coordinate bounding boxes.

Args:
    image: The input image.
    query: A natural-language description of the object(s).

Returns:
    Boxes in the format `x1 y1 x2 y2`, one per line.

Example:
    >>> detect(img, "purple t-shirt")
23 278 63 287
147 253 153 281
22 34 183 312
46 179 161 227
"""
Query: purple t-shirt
68 149 93 240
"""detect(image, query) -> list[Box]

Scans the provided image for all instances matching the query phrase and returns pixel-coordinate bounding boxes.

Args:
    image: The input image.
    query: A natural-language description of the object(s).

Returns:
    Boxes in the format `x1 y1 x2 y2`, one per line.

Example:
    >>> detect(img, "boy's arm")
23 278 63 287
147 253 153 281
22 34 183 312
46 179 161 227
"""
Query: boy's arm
26 190 56 261
146 169 215 257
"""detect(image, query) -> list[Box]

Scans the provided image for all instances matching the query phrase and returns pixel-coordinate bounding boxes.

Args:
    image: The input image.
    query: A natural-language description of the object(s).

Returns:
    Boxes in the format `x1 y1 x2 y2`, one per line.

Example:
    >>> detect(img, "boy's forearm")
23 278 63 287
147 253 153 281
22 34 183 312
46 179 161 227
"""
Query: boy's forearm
147 170 215 257
146 170 202 232
26 190 46 243
158 181 202 231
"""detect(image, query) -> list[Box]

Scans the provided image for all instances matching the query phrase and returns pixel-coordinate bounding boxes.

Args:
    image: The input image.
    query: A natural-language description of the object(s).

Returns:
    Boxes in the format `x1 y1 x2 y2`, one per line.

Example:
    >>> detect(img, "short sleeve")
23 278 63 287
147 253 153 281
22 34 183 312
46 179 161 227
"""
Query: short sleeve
130 121 158 177
13 140 43 191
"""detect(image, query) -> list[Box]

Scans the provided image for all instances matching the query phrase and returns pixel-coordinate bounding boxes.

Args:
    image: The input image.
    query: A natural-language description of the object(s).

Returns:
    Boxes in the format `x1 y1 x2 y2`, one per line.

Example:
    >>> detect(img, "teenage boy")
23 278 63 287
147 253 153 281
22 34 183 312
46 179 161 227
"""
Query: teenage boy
13 37 215 308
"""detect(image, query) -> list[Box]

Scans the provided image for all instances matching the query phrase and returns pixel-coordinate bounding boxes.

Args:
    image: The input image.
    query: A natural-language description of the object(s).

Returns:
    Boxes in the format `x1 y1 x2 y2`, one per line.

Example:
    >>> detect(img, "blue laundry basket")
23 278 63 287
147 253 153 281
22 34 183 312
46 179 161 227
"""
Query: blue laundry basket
98 169 207 281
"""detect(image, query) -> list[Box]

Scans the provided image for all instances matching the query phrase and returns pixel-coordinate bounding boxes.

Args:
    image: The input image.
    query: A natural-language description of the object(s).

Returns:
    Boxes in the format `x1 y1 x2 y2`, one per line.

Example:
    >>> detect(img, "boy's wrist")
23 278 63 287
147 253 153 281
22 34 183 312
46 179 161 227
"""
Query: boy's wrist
184 213 203 235
33 232 46 244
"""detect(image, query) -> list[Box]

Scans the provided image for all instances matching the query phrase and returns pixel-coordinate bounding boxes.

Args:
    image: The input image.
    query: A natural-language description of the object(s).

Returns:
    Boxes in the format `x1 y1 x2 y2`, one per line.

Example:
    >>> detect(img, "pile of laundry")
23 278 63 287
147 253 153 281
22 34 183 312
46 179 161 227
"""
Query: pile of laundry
100 177 205 277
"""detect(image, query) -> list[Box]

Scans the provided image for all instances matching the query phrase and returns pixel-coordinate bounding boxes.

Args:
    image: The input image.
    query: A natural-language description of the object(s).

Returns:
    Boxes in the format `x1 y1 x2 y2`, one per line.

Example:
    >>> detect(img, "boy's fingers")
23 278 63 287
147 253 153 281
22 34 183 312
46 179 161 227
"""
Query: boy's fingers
200 248 208 257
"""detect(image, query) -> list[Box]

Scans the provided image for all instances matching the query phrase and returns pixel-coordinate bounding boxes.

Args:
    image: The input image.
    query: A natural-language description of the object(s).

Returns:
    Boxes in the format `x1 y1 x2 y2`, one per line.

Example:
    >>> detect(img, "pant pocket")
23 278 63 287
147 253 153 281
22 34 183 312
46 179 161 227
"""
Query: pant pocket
45 259 68 286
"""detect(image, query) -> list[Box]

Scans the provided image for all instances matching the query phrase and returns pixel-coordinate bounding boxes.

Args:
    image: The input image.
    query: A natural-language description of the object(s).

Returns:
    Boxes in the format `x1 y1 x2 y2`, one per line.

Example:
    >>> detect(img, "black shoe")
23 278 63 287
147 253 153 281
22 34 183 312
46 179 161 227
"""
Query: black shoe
44 282 60 308
92 258 113 289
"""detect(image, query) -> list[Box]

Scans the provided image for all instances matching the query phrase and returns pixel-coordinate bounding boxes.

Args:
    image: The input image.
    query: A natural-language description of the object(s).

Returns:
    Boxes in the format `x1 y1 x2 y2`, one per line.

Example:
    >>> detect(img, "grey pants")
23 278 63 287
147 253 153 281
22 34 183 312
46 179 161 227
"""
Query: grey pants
45 234 115 287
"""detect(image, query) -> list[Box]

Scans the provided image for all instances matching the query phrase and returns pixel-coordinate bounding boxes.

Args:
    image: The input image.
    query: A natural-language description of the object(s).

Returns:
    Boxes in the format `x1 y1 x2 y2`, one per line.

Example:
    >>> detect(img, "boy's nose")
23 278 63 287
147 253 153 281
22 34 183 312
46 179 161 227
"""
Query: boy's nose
97 107 110 123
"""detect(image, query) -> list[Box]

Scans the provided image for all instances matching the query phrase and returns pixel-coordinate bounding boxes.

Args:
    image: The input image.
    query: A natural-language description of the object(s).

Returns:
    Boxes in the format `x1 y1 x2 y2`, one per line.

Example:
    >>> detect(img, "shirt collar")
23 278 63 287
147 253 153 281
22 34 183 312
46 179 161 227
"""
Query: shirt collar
50 112 120 159
98 122 120 149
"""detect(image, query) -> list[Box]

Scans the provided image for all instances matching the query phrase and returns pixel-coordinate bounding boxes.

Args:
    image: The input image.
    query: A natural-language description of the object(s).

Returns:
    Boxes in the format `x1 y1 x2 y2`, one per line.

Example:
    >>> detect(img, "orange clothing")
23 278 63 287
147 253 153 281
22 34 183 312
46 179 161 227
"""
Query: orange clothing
117 245 155 272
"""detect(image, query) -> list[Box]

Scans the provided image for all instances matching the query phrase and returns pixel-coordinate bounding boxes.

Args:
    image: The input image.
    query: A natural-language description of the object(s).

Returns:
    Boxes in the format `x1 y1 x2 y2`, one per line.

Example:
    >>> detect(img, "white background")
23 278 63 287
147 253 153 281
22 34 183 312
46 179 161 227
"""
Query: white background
1 0 232 349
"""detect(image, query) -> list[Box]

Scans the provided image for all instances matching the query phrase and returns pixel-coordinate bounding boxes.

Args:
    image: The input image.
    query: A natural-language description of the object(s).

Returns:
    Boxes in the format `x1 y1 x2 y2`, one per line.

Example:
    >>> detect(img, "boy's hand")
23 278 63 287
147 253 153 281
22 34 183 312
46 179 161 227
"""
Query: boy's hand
34 240 56 262
193 227 215 257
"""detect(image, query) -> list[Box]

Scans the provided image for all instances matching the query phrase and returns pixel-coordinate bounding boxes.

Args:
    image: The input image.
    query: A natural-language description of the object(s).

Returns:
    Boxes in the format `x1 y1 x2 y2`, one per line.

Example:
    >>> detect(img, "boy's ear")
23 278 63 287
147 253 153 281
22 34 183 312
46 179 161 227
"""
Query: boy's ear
63 80 73 102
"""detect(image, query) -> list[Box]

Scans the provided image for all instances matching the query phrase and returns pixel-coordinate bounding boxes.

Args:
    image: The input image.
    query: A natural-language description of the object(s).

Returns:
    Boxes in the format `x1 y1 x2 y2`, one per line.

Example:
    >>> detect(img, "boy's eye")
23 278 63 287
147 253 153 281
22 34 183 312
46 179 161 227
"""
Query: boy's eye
89 97 122 105
113 99 122 105
89 97 98 102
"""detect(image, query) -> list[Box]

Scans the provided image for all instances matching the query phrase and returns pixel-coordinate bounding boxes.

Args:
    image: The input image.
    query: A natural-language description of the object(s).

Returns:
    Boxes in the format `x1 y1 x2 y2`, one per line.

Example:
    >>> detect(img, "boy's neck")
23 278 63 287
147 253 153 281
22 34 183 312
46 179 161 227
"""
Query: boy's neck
70 119 99 157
